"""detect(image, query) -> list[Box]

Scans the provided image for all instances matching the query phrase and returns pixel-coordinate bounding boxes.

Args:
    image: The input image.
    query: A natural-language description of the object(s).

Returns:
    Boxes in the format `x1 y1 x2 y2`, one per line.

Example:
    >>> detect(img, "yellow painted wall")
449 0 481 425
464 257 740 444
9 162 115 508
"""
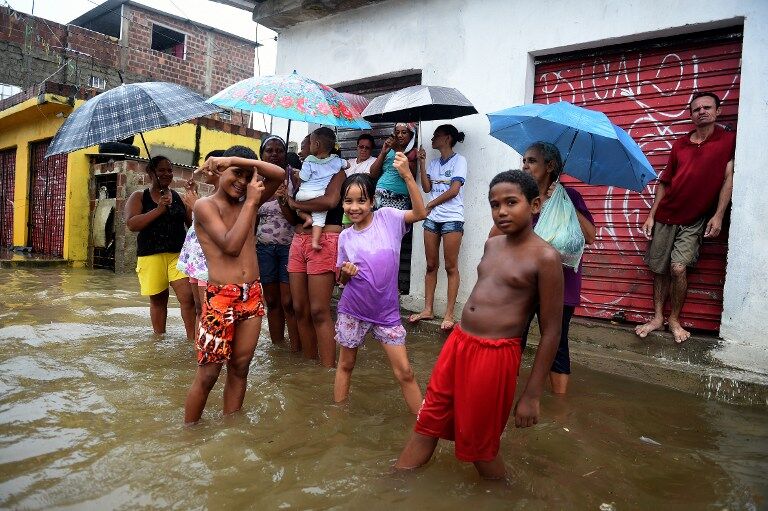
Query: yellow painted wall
0 96 92 263
0 95 260 263
137 122 261 164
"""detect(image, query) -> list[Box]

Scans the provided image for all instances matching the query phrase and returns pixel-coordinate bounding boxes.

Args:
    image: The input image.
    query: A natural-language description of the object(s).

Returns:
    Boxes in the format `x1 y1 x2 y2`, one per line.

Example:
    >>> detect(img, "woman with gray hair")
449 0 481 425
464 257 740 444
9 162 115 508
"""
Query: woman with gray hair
490 141 596 395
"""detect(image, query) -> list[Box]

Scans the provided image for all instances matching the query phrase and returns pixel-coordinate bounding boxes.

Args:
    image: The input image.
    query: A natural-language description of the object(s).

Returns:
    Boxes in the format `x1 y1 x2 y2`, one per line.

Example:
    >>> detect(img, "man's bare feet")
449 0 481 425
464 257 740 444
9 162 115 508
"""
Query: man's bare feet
440 317 456 331
668 318 691 343
635 316 665 338
408 310 434 324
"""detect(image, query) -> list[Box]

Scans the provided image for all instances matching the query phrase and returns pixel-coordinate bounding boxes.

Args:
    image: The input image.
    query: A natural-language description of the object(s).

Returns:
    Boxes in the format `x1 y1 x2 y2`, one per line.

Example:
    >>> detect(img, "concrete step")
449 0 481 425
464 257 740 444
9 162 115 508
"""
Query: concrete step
0 257 71 269
403 314 768 408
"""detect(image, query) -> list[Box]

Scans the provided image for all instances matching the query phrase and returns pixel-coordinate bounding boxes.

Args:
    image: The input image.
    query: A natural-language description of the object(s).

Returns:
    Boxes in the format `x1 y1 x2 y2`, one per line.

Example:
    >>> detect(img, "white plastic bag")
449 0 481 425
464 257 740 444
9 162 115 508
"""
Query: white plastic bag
534 183 585 269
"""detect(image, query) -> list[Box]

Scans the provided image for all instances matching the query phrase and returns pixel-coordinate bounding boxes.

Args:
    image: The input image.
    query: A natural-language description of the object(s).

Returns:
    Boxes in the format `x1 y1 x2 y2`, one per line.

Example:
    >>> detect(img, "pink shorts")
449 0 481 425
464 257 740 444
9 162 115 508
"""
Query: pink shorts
335 312 407 348
287 232 339 275
189 277 208 287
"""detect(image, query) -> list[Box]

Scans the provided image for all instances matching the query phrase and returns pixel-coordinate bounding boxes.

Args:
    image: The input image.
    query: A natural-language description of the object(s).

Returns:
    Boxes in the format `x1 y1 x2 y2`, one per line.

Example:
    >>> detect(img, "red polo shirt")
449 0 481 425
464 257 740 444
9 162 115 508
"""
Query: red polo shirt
655 125 736 226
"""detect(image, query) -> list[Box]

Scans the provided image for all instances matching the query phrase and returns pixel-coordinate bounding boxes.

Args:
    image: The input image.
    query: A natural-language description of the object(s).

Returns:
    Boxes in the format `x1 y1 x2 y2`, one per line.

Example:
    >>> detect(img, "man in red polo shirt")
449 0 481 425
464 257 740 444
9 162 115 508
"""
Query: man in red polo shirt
635 92 736 343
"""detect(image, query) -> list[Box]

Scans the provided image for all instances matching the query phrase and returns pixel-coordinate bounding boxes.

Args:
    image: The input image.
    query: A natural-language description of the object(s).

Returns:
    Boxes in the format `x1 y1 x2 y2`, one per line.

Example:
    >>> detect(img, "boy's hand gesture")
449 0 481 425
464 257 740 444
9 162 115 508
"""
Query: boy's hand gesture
340 261 358 279
200 156 233 176
394 152 411 179
246 172 265 205
181 178 199 210
513 395 540 428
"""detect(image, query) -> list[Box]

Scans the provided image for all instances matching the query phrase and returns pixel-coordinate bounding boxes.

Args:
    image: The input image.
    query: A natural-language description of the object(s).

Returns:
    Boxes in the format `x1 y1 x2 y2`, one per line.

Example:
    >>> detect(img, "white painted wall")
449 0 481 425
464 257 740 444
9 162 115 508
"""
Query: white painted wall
273 0 768 359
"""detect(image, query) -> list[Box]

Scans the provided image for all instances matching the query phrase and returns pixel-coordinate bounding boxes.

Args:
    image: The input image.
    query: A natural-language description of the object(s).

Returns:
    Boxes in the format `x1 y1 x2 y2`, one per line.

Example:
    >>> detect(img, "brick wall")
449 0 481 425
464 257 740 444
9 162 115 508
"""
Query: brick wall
121 5 254 96
0 4 255 100
0 6 119 90
90 158 213 273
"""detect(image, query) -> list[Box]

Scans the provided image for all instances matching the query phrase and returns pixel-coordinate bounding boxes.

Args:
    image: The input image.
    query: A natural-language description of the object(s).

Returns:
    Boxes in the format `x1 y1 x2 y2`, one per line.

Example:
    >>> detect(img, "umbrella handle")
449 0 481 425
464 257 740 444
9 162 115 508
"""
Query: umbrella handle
286 119 292 147
418 120 424 176
139 132 151 159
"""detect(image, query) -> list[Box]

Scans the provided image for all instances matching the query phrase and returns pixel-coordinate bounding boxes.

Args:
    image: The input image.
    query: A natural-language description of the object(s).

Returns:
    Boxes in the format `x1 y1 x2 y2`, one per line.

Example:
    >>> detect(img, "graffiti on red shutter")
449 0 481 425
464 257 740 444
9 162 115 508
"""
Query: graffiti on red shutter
534 31 741 331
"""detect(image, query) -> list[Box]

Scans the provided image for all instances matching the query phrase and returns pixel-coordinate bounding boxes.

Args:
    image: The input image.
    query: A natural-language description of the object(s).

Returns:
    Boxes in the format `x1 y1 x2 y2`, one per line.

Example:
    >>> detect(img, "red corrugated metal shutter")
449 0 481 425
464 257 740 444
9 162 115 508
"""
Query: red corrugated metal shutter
533 27 742 332
0 148 15 247
28 140 67 257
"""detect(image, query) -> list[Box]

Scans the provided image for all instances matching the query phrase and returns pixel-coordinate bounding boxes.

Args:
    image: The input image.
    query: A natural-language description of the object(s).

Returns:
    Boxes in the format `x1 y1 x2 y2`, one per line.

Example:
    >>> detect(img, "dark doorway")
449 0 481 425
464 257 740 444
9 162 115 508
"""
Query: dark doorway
335 72 422 294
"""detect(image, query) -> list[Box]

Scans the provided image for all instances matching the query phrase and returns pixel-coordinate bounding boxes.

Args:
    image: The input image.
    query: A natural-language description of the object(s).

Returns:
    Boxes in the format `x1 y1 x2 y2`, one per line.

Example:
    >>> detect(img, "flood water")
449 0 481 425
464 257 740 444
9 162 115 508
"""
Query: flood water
0 268 766 510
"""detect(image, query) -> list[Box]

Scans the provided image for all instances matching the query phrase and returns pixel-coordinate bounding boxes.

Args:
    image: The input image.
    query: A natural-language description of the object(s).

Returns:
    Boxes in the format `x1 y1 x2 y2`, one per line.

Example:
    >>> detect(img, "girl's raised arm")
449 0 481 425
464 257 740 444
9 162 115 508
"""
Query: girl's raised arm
393 152 427 224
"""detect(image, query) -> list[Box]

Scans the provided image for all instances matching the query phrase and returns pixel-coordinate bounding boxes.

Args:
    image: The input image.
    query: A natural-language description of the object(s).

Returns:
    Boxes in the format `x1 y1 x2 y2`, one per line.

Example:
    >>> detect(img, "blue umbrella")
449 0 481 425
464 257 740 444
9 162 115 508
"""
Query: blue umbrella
487 101 656 192
46 82 223 157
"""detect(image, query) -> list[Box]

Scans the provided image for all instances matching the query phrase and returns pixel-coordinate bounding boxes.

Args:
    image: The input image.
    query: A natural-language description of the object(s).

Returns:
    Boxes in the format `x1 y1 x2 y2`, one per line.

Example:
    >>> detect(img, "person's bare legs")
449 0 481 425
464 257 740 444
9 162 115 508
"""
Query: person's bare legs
223 315 262 415
550 372 569 394
473 454 507 480
148 288 169 334
184 362 223 424
308 272 337 368
409 230 440 323
289 271 317 360
262 282 286 344
668 262 691 343
170 278 197 341
441 231 463 331
635 272 669 337
381 343 422 414
334 346 358 404
395 432 438 470
280 282 301 353
191 284 204 335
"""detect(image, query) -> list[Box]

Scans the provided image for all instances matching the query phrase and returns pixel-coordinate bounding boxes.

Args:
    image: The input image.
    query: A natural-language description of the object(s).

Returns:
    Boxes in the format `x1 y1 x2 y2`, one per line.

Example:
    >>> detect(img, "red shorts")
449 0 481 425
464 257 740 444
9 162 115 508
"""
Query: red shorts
415 324 522 462
196 280 265 366
287 231 339 275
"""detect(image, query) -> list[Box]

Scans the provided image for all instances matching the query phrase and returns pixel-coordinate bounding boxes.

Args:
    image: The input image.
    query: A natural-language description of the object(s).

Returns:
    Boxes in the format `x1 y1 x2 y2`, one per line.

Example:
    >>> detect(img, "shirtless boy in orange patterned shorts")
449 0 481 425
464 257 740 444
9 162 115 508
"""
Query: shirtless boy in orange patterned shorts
184 145 285 424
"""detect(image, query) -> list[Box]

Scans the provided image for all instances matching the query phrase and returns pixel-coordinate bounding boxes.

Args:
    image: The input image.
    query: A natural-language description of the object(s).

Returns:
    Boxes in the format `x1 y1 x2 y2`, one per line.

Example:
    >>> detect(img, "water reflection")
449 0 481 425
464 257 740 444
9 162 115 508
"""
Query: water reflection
0 269 765 509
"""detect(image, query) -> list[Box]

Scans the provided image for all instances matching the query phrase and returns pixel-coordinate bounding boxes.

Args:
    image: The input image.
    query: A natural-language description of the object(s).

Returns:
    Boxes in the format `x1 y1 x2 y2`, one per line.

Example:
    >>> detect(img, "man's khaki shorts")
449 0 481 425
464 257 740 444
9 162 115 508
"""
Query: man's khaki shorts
644 217 706 274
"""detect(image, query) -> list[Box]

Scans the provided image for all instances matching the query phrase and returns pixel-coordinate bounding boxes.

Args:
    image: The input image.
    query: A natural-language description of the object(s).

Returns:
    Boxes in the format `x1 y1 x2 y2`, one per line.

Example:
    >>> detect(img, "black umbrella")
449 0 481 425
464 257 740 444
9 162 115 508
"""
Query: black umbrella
361 85 477 123
361 85 477 148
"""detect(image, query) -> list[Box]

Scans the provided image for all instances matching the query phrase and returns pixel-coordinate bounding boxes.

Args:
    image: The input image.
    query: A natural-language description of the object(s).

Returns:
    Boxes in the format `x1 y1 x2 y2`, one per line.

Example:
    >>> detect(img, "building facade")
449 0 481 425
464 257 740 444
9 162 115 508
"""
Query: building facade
0 1 256 99
0 82 263 266
222 0 768 363
0 2 263 267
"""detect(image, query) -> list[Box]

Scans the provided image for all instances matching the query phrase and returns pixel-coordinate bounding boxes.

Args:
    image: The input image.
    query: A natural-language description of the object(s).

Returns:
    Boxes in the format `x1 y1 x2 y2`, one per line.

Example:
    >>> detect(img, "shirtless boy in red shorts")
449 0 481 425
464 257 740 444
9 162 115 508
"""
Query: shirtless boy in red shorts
395 170 564 479
184 146 285 424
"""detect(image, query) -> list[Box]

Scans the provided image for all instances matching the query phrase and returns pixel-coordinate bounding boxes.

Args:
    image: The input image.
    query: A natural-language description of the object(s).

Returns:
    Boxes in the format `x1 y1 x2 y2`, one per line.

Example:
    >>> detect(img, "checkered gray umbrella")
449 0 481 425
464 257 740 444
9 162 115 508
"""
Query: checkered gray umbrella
46 82 223 157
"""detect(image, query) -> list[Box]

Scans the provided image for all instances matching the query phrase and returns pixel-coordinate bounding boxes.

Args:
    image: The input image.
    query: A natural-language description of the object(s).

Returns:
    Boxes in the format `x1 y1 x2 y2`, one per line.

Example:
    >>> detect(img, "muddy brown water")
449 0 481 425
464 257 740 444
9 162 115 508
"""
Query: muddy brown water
0 268 766 510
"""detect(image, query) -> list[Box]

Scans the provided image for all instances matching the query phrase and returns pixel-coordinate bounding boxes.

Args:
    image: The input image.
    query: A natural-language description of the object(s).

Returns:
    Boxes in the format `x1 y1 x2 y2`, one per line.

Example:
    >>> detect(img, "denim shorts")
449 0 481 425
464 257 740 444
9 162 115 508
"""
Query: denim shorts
423 218 464 235
257 243 291 284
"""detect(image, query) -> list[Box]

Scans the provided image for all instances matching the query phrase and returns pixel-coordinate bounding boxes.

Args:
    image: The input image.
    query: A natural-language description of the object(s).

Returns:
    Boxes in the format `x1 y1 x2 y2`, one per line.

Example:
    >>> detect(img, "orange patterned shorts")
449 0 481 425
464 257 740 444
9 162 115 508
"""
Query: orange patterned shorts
196 280 265 365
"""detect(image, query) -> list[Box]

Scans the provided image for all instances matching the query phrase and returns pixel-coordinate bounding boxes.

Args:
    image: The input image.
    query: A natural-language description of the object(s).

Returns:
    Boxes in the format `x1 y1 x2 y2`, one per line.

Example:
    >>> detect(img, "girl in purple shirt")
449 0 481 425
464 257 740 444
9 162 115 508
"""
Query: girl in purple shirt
333 153 428 414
